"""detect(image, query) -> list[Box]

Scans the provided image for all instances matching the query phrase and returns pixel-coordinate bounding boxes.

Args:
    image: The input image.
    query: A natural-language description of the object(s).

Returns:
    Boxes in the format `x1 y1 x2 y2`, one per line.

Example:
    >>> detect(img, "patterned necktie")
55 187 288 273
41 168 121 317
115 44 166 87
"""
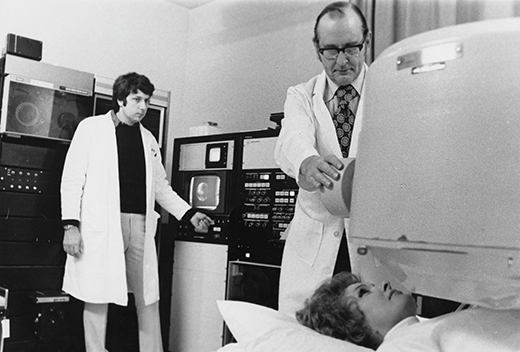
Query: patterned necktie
333 85 358 158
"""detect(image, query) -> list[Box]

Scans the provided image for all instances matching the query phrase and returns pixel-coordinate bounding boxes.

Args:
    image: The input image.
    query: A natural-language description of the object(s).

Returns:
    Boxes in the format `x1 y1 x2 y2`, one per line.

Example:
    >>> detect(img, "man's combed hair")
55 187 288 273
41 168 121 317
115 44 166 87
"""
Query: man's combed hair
295 272 380 350
312 2 369 46
112 72 155 113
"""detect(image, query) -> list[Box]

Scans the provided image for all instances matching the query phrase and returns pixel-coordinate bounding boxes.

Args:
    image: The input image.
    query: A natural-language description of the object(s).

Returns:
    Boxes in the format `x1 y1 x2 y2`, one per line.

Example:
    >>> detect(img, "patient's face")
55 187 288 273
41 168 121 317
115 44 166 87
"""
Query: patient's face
344 281 417 337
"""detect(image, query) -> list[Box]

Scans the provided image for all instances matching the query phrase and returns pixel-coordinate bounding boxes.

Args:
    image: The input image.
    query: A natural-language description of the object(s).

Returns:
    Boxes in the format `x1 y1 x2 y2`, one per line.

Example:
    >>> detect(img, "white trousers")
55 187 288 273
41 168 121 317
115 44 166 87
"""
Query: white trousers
83 213 163 352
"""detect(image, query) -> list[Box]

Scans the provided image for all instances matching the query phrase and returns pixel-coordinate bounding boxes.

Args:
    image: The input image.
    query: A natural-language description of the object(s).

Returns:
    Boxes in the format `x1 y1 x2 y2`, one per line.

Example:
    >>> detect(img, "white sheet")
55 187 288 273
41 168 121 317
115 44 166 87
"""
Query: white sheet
378 308 520 352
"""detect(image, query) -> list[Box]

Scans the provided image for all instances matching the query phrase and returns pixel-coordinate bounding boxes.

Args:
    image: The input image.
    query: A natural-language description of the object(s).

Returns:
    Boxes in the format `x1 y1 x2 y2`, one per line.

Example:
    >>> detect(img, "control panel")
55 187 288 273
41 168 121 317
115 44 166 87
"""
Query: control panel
0 166 59 194
229 168 297 264
171 137 237 245
171 130 300 264
175 217 229 244
241 170 297 241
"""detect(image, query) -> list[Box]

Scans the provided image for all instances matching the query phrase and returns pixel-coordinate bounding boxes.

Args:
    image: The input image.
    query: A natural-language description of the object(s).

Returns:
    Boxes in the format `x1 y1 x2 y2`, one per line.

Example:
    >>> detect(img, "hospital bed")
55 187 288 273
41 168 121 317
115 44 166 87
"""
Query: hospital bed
213 17 520 352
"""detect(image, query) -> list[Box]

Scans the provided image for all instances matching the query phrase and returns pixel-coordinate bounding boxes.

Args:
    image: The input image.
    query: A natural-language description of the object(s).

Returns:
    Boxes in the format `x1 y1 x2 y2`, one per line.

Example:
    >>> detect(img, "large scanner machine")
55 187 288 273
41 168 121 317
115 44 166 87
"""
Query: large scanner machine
348 17 520 309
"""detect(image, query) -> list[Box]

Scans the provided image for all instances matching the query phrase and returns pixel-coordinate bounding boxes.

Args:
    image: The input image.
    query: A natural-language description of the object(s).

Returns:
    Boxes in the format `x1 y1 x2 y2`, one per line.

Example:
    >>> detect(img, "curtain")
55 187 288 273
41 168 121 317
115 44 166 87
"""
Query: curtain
360 0 520 62
352 0 377 63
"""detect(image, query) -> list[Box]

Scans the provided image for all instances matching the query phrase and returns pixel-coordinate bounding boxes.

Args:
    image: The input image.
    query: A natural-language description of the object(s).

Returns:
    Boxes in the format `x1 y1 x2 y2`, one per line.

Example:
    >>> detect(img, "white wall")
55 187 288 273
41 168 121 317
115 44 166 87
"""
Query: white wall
179 0 329 137
0 0 188 93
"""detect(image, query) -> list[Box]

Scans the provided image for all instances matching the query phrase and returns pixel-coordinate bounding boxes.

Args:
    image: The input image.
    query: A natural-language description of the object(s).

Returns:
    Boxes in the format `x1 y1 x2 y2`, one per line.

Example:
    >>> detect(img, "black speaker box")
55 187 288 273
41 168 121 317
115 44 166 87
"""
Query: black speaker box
6 33 43 61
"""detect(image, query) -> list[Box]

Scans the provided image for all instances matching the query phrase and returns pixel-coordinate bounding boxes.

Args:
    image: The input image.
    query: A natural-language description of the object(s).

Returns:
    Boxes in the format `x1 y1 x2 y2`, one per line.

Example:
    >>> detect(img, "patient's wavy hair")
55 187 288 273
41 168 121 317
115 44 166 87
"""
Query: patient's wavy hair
295 272 380 350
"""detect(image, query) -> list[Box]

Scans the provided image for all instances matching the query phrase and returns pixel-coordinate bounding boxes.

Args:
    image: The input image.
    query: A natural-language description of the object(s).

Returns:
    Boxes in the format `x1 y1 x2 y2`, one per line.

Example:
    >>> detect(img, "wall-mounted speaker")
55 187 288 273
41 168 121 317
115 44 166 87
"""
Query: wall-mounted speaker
6 33 43 61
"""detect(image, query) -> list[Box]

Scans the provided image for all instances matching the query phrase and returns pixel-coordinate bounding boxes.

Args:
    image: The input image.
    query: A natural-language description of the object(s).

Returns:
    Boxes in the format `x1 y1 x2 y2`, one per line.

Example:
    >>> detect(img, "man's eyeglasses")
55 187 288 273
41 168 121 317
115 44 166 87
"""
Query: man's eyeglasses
318 36 366 60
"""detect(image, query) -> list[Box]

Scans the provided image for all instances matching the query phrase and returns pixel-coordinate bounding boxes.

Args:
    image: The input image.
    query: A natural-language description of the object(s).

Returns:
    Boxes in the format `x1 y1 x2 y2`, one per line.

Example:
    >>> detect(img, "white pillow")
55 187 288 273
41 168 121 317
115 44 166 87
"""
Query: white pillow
217 300 372 352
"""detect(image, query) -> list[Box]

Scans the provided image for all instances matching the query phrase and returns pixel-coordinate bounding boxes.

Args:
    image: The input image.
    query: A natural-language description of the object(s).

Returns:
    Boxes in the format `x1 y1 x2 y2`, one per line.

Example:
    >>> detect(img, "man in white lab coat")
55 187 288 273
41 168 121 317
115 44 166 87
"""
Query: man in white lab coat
61 72 213 352
275 1 371 315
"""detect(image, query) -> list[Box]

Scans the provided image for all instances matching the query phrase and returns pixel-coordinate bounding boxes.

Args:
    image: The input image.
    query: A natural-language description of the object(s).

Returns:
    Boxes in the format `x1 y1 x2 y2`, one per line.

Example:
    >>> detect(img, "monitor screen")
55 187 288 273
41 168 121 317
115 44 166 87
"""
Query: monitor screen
2 80 93 141
189 175 221 210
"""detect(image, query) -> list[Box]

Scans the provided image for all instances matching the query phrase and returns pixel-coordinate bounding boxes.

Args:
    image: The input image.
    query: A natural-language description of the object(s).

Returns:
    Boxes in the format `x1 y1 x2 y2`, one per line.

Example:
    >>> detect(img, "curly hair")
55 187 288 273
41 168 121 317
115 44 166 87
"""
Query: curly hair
295 272 380 350
112 72 155 113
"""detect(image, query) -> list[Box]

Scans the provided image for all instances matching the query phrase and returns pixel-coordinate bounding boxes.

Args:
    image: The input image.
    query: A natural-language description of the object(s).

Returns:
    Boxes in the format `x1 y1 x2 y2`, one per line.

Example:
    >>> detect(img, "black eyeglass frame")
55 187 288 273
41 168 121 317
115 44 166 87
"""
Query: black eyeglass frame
318 35 367 60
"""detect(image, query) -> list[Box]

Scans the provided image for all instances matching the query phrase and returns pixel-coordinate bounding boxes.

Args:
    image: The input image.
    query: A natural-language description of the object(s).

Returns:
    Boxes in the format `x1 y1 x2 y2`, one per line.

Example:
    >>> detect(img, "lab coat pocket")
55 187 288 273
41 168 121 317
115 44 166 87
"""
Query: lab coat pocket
80 206 106 233
290 213 324 266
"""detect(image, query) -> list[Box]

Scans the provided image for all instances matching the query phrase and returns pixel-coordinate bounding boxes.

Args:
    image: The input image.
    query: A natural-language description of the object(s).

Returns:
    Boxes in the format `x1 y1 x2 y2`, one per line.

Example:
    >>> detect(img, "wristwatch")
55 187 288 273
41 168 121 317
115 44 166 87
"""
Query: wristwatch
63 224 76 231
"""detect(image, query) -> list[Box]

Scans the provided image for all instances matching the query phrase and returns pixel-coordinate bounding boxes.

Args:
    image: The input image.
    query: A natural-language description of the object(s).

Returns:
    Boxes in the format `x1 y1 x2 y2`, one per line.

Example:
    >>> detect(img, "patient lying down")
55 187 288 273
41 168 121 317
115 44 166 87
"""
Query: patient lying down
296 272 520 351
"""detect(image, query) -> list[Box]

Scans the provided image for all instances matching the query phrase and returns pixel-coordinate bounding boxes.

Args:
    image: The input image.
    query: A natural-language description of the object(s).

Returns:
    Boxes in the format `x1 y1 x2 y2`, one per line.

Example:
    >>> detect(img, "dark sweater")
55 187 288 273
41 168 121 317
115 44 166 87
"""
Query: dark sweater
116 122 146 214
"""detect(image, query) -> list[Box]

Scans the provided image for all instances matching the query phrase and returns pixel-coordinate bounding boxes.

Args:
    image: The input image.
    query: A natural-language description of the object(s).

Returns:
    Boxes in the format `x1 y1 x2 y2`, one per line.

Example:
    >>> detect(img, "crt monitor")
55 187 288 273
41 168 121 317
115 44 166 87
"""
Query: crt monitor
176 139 235 216
188 174 221 211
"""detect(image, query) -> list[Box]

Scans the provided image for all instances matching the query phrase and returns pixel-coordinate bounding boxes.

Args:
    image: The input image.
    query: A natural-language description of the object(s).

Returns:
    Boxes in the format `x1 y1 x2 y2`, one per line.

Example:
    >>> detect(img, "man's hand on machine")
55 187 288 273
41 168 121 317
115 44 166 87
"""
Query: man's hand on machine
190 212 215 233
298 154 344 192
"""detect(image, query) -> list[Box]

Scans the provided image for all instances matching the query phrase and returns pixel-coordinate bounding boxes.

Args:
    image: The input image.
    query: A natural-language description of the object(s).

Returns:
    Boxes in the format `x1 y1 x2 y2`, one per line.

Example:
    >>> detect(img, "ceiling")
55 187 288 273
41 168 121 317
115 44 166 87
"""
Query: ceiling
165 0 216 9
